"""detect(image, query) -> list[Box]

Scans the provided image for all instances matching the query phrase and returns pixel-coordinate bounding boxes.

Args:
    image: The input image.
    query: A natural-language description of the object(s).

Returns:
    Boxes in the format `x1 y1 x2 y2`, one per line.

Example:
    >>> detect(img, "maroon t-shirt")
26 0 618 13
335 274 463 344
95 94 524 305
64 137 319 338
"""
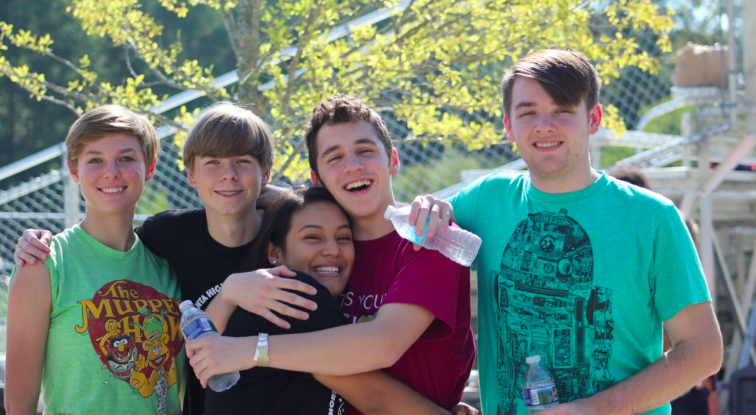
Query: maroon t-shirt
338 230 476 413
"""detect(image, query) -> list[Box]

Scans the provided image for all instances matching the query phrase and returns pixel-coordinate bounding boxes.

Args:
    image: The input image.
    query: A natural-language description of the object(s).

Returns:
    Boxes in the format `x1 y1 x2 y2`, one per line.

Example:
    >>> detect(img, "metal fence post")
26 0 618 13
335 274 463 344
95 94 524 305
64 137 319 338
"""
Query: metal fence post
62 150 79 228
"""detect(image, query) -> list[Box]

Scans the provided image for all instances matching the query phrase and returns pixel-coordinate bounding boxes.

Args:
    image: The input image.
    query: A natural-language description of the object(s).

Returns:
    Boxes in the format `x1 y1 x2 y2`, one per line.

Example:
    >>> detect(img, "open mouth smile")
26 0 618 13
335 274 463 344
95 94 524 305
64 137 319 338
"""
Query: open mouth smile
216 190 242 196
534 142 561 148
344 180 372 192
313 266 341 276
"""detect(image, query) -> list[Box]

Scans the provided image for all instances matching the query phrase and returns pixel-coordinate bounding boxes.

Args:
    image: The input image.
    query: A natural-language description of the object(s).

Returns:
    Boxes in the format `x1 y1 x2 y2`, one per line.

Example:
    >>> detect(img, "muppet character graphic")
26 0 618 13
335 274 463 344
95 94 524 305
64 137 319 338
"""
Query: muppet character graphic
96 319 138 380
130 327 178 412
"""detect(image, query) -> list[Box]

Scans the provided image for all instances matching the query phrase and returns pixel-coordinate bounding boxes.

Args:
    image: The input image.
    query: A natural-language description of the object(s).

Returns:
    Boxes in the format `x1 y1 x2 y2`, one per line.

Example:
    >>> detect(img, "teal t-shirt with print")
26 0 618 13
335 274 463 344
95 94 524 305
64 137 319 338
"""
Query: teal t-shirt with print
449 171 710 415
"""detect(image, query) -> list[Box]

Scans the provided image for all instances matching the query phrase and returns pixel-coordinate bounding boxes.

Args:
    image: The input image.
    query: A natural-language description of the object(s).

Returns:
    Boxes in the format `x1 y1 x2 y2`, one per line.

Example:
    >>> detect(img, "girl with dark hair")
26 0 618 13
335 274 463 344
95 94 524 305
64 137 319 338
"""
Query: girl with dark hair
199 186 452 415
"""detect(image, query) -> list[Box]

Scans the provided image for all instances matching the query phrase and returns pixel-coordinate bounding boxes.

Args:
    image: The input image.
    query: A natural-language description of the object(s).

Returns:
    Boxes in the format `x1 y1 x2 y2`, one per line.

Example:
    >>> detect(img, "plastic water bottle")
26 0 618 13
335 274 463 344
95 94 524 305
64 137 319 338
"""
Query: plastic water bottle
522 355 559 414
384 205 482 266
179 300 240 392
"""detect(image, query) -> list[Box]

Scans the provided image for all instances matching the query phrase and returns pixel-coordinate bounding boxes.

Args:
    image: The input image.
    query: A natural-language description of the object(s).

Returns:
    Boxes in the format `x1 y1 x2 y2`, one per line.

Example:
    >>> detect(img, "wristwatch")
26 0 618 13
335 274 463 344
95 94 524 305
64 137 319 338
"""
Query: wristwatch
254 333 269 367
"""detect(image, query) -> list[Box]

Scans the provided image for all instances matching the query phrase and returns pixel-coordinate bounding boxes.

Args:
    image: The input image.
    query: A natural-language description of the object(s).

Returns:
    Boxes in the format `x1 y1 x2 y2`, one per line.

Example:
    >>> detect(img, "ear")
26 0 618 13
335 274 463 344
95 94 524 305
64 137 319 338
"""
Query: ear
145 158 157 182
504 115 514 143
588 104 602 135
310 170 322 187
261 168 271 187
67 160 80 184
186 166 198 188
389 148 400 176
267 241 283 265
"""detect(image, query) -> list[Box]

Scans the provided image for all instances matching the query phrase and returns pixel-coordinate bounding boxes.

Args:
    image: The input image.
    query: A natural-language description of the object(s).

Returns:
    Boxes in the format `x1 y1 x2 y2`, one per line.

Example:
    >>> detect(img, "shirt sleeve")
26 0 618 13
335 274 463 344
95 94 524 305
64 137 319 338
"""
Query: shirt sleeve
652 205 711 322
382 244 470 341
245 272 348 337
135 212 168 257
448 176 482 233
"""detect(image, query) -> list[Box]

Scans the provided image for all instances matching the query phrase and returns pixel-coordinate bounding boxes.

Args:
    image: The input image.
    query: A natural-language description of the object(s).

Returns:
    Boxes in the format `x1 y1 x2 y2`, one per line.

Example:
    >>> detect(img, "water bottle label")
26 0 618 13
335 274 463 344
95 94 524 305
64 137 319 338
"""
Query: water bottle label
402 216 429 244
182 317 216 340
522 384 559 407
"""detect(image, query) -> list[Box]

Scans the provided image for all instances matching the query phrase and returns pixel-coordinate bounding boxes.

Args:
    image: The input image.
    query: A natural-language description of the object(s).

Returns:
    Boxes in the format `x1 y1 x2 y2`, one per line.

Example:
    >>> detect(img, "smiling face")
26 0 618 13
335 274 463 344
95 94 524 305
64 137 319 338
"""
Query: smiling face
269 202 355 298
187 155 270 219
69 133 155 218
504 77 602 192
310 121 399 224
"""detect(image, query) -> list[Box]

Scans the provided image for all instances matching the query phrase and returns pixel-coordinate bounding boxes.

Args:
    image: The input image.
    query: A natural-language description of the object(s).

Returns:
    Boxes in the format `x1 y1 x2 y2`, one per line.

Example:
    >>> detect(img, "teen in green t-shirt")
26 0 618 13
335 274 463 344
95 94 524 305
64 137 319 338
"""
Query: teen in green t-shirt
7 106 183 414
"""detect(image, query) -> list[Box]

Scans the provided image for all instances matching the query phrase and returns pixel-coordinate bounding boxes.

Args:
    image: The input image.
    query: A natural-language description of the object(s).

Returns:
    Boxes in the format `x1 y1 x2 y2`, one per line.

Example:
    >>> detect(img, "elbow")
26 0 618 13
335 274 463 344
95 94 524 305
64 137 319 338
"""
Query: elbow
372 338 407 369
5 399 38 415
690 329 723 379
706 334 724 376
358 331 408 370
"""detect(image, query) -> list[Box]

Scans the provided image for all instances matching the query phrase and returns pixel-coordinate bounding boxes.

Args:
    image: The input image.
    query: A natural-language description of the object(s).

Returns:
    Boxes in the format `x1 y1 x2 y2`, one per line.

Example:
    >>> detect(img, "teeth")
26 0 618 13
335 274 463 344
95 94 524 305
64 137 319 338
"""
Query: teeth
315 266 339 273
218 191 241 196
101 187 124 193
345 180 372 190
535 142 559 148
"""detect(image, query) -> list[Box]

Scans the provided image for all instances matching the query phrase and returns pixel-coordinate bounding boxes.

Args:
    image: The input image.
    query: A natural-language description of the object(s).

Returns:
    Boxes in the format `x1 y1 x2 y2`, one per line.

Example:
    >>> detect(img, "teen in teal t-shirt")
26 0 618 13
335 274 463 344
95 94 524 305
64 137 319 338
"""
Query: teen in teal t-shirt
449 171 710 415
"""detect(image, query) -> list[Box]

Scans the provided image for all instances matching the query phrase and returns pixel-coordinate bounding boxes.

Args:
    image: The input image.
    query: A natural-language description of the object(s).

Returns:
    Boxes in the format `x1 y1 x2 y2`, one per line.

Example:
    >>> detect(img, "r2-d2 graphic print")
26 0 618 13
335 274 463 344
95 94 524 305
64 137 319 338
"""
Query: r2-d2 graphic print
491 209 614 415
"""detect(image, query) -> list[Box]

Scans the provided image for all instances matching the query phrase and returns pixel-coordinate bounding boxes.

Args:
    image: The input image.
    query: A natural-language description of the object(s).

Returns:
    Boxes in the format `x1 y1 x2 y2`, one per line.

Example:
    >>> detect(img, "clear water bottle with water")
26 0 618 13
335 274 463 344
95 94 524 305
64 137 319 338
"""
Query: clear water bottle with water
179 300 240 392
522 355 559 414
384 205 482 266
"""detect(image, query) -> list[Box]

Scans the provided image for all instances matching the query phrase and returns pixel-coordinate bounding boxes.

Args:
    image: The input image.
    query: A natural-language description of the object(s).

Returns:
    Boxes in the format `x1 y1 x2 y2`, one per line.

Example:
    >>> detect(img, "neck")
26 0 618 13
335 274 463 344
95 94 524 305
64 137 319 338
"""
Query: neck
351 199 398 241
205 208 262 247
531 167 600 194
79 211 137 252
353 215 396 241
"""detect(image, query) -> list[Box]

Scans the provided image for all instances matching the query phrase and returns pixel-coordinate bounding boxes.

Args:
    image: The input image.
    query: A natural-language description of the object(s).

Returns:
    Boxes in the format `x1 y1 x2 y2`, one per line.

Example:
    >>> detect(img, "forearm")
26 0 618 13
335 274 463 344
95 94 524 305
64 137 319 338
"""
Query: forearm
189 303 433 381
574 334 721 414
205 283 237 334
6 327 45 415
267 303 433 375
268 320 401 375
315 371 450 415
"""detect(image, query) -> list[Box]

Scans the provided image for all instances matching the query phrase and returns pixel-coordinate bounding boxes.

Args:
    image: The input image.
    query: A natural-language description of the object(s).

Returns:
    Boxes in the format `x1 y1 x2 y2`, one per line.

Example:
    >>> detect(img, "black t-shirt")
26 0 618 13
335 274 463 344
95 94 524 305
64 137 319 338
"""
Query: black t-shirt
204 272 348 415
136 209 255 415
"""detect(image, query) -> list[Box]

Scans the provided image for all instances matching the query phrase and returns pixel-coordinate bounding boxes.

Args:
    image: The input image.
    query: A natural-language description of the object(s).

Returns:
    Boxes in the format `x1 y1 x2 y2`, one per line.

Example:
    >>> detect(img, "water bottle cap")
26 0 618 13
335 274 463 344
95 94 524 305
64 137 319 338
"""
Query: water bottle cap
525 355 541 364
383 205 396 220
179 300 194 313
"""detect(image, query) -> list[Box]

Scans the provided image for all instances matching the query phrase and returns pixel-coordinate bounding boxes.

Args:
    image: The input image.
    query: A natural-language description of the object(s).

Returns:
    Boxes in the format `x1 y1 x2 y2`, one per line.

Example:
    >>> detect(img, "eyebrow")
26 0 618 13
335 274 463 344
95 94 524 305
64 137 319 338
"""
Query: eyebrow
320 138 380 158
81 147 139 156
298 223 352 232
513 102 537 111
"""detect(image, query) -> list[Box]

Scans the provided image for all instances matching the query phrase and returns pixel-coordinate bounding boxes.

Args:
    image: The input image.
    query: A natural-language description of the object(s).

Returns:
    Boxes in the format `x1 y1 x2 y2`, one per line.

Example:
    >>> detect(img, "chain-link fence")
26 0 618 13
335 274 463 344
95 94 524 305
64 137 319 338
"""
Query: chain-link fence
0 2 747 341
0 21 743 275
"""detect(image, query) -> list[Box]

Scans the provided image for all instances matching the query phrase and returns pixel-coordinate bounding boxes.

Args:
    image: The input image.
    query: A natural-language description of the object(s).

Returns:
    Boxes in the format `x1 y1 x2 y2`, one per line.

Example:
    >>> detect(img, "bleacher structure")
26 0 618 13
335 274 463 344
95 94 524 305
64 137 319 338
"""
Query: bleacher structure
1 0 755 412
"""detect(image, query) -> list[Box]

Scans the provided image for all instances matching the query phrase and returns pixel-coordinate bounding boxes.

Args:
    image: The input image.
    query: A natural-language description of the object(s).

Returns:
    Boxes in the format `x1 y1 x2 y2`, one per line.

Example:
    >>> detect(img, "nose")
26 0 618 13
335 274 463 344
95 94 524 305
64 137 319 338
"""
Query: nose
321 237 341 258
103 159 121 179
534 113 556 134
343 151 364 174
220 161 238 180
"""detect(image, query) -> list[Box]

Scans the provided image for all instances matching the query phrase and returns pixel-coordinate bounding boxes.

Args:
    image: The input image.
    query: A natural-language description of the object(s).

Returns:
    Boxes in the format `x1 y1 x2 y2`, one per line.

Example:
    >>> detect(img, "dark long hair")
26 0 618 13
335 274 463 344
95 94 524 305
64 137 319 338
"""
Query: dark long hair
244 186 352 271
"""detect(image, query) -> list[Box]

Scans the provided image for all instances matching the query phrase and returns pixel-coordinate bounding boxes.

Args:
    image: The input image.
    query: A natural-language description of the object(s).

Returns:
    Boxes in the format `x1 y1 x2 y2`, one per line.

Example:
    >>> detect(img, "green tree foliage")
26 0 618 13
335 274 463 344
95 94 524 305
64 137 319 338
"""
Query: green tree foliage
0 0 675 181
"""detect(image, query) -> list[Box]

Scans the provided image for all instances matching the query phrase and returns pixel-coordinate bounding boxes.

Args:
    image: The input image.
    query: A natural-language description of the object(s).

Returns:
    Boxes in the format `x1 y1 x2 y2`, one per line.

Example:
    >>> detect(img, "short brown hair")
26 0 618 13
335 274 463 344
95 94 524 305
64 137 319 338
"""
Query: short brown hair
304 94 392 178
502 49 602 116
183 102 274 171
66 105 159 170
608 166 651 190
